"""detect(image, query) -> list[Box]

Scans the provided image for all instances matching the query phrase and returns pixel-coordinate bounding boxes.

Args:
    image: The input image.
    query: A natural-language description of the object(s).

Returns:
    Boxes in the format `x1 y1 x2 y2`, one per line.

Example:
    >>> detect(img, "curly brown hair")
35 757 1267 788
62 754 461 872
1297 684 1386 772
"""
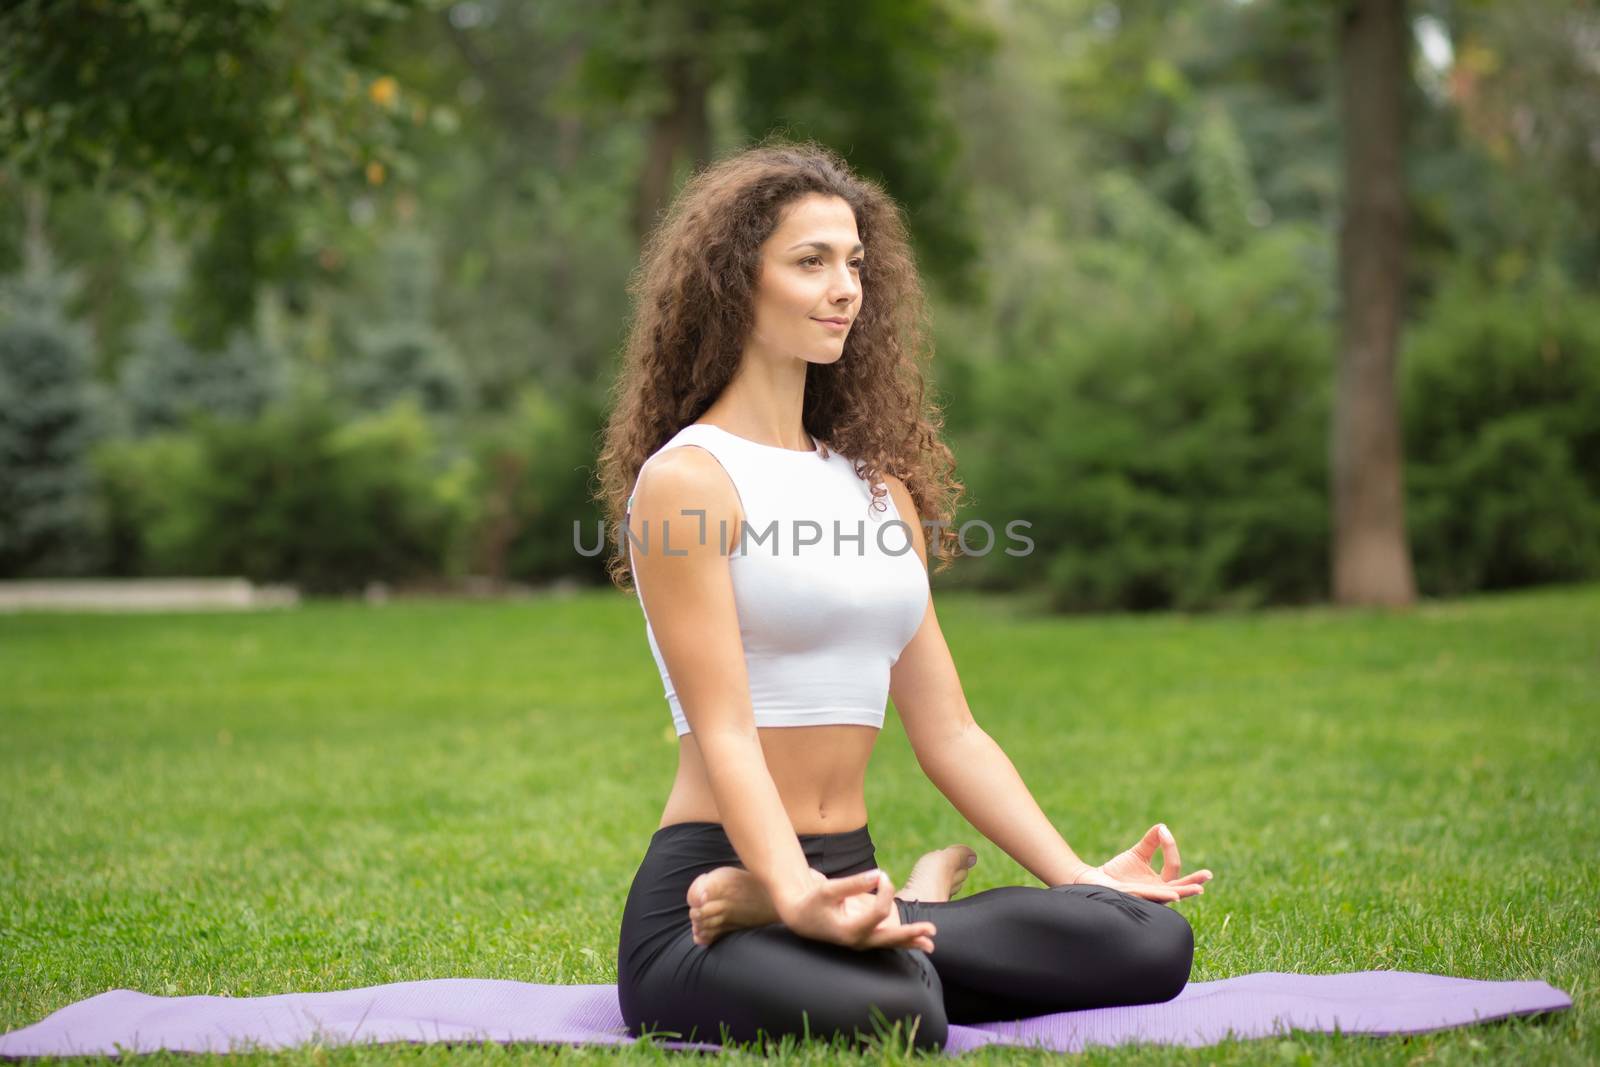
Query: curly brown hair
595 139 965 592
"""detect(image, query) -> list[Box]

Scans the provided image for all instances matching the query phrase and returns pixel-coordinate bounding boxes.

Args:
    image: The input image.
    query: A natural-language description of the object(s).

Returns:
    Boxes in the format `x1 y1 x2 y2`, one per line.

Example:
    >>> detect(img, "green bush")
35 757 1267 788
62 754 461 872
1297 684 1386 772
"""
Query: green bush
93 431 204 578
91 390 473 593
946 149 1600 610
1403 275 1600 594
958 222 1333 612
461 383 607 586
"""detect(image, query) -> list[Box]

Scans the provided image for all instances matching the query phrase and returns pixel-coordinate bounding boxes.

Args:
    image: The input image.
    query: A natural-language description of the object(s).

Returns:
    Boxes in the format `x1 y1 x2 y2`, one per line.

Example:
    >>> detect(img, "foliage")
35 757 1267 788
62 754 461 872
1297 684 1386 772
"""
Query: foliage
569 0 996 293
0 235 109 577
429 164 637 398
728 0 998 293
959 224 1333 613
93 389 472 593
1192 103 1261 253
1403 271 1600 594
460 383 608 586
947 102 1332 613
91 429 205 579
3 0 1599 604
0 0 424 202
0 0 438 338
118 238 293 435
336 227 470 417
1442 0 1600 282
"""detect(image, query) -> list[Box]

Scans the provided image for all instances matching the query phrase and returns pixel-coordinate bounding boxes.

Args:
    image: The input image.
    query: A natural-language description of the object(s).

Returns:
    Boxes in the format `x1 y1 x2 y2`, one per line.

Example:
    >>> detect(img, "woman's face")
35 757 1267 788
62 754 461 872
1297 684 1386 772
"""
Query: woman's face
747 193 863 366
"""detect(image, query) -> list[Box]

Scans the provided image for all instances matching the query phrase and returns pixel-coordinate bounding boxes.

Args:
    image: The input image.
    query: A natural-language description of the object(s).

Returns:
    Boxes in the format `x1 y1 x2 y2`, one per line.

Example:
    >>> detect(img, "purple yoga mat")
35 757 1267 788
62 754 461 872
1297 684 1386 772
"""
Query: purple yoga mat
0 971 1569 1058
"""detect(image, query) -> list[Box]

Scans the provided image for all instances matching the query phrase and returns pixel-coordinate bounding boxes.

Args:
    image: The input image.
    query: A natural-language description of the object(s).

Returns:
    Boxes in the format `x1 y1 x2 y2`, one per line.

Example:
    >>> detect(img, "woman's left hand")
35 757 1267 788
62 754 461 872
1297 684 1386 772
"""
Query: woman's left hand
1072 823 1213 904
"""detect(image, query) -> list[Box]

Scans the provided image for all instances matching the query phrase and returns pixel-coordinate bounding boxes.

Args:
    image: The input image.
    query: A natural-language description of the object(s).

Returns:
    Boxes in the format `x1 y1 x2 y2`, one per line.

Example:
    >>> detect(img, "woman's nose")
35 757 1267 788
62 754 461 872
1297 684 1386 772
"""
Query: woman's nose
829 267 859 303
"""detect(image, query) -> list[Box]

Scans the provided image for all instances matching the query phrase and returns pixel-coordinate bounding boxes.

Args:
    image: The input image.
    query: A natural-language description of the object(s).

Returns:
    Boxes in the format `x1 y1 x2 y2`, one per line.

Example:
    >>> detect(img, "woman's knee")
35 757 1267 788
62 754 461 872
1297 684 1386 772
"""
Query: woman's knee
624 939 947 1052
883 962 949 1051
1058 885 1194 980
835 966 947 1052
793 949 947 1052
1136 903 1195 1001
1071 888 1194 1002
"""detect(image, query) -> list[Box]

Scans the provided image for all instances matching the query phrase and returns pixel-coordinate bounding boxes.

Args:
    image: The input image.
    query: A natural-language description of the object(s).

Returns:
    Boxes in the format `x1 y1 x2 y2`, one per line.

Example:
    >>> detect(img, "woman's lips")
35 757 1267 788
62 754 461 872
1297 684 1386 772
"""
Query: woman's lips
813 317 849 331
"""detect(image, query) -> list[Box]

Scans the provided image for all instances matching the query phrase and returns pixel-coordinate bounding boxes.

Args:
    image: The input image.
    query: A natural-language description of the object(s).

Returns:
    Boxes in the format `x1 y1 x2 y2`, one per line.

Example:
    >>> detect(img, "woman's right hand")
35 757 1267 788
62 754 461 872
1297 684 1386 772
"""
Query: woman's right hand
776 868 937 953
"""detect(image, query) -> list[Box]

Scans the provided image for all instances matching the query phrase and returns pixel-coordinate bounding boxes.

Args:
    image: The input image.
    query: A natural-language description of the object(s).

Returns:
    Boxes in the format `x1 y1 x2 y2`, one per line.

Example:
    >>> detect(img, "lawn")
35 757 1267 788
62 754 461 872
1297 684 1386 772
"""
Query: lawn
2 583 1595 1065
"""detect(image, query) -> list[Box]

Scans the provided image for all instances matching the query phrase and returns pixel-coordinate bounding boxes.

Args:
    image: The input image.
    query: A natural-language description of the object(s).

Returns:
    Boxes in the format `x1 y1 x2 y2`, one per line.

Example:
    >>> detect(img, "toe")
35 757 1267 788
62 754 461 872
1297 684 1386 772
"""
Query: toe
687 870 721 907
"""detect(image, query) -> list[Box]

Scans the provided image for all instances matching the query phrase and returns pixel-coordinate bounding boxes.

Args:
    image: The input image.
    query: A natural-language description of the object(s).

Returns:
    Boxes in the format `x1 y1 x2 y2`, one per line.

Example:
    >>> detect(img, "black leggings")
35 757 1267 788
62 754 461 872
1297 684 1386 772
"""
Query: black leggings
615 821 1194 1052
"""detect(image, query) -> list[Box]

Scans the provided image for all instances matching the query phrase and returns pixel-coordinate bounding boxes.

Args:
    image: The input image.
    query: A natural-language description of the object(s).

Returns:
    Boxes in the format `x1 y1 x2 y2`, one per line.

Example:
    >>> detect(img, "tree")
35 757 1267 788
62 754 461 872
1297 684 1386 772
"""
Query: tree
570 0 995 290
0 193 108 577
1332 0 1417 606
339 227 470 417
119 238 214 436
0 0 434 339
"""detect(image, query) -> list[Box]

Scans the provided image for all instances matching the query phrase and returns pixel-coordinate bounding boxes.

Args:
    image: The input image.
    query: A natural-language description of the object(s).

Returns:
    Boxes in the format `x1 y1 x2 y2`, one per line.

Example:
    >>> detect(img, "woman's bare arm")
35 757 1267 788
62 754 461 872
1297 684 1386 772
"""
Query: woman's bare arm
630 448 819 909
882 476 1093 888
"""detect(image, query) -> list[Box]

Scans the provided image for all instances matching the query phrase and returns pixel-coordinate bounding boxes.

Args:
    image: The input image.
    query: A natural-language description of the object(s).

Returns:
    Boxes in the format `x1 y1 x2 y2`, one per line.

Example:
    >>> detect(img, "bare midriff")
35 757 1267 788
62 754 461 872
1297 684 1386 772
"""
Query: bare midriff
657 723 878 835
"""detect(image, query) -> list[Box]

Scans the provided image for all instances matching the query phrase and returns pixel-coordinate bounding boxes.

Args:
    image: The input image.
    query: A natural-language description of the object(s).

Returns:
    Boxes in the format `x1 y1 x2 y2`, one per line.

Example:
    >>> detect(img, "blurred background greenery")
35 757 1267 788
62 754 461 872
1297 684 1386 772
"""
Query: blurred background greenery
1 0 1595 611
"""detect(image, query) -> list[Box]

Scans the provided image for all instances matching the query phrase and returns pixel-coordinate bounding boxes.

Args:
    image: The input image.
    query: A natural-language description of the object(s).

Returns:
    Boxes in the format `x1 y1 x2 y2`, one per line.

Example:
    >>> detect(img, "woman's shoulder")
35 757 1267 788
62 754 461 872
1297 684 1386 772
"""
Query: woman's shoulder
875 473 928 566
877 472 915 515
630 445 744 559
630 443 742 527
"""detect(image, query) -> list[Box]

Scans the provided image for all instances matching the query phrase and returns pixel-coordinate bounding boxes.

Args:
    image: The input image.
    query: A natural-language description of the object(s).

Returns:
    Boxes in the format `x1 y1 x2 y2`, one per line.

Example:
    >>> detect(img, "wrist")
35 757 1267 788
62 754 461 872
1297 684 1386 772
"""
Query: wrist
766 869 821 921
1057 860 1094 887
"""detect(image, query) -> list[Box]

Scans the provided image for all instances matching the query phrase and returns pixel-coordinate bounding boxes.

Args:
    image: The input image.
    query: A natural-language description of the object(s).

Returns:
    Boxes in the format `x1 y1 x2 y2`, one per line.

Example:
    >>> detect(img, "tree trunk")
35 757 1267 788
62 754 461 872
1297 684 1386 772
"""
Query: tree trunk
555 39 586 175
474 450 527 588
631 17 712 244
1332 0 1417 607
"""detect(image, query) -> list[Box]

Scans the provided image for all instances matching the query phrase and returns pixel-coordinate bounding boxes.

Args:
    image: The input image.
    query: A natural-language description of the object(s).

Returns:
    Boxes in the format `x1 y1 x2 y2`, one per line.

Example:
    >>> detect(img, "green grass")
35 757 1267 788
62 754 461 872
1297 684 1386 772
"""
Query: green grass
2 583 1596 1065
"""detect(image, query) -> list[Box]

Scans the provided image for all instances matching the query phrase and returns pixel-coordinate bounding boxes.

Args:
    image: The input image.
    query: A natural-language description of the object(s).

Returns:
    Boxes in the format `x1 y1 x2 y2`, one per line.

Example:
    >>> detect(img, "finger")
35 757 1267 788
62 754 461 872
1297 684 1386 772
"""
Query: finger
856 870 891 909
871 872 894 919
840 874 895 932
868 921 936 952
866 929 933 953
895 921 937 942
1158 823 1182 881
1169 869 1213 886
1117 880 1179 903
826 869 886 900
1131 824 1164 865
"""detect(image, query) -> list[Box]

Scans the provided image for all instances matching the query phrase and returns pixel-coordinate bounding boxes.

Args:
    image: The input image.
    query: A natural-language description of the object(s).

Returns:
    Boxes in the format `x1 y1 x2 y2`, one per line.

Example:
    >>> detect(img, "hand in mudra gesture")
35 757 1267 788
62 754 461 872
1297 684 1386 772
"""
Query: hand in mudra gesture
1073 823 1212 904
779 868 937 954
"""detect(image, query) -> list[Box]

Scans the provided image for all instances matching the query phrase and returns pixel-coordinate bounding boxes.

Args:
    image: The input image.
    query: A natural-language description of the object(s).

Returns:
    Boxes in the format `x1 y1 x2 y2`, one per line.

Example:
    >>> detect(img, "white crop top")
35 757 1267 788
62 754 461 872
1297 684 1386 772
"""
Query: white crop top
627 422 930 736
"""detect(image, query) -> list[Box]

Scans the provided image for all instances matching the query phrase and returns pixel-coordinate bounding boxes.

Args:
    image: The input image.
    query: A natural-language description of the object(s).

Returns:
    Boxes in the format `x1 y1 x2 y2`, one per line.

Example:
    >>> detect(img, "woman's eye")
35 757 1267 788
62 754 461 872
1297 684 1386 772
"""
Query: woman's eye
850 259 864 270
802 256 823 267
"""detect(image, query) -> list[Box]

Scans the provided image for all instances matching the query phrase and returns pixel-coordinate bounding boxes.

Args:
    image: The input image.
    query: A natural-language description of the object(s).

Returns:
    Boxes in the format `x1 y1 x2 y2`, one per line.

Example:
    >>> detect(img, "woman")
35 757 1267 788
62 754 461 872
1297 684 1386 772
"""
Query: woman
596 142 1212 1053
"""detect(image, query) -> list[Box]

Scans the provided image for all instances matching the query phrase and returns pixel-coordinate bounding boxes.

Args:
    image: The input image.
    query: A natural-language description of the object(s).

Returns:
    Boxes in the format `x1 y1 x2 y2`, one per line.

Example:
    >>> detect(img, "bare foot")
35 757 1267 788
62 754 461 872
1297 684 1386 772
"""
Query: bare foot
895 845 978 903
687 865 918 948
687 866 791 946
